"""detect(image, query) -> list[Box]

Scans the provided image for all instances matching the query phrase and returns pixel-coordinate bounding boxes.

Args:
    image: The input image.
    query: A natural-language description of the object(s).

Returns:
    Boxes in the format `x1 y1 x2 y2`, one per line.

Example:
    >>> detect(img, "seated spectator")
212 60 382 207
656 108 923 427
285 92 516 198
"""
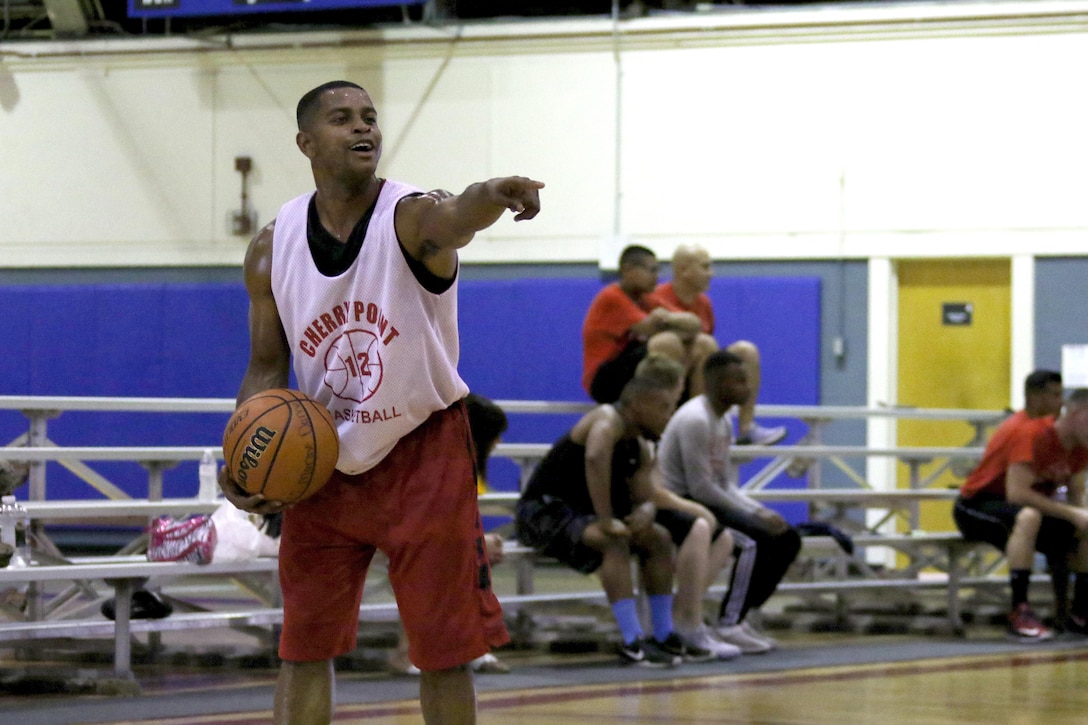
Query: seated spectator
954 387 1088 641
582 244 717 405
390 392 511 675
516 355 708 667
658 350 800 653
656 244 785 445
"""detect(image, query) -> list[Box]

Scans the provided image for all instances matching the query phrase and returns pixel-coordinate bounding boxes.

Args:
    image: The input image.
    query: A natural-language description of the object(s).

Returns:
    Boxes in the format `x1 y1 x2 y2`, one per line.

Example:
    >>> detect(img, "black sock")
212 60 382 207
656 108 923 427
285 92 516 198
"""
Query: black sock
1051 562 1070 619
1072 573 1088 620
1010 569 1032 608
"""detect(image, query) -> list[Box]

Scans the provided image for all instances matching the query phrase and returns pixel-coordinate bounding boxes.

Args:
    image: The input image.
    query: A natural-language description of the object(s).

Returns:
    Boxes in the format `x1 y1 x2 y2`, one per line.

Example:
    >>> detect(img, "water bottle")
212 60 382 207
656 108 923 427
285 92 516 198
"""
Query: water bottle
198 449 219 502
0 494 30 567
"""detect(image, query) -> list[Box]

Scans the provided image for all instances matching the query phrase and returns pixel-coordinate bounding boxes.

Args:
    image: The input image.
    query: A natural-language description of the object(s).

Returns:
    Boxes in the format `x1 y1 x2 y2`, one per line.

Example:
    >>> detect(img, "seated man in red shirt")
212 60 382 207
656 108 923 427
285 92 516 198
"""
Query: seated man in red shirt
655 244 785 446
582 245 716 405
954 387 1088 641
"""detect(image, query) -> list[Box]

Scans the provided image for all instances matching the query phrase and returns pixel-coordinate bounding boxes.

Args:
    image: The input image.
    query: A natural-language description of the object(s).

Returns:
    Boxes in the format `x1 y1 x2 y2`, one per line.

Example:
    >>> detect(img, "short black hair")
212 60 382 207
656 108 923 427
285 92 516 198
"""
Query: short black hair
704 349 744 378
296 80 365 131
1025 369 1062 395
465 393 508 480
618 245 656 269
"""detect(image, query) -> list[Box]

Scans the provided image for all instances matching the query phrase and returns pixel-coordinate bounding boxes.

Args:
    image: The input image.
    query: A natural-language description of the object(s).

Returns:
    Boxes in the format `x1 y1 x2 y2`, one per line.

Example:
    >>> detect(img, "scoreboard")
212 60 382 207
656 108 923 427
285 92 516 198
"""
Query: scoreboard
128 0 426 19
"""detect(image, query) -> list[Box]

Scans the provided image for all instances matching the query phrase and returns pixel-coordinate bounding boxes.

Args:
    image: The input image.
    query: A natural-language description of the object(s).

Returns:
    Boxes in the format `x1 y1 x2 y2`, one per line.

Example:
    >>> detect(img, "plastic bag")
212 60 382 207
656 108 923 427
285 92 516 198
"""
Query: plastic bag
210 502 279 562
147 515 216 564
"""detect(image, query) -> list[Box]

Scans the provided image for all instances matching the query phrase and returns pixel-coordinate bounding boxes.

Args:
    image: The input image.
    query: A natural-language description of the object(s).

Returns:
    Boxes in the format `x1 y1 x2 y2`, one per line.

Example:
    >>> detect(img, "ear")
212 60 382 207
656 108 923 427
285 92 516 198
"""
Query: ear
296 130 315 159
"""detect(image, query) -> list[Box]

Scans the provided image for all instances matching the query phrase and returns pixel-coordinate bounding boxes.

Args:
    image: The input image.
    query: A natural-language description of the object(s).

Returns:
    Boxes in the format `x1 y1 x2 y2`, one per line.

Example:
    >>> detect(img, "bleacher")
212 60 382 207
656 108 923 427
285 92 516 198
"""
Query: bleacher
0 394 1021 681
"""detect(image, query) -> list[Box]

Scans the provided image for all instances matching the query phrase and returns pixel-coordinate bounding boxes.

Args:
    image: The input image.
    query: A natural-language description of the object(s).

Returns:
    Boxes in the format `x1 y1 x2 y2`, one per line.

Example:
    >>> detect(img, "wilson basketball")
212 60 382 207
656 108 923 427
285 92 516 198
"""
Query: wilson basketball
221 388 339 504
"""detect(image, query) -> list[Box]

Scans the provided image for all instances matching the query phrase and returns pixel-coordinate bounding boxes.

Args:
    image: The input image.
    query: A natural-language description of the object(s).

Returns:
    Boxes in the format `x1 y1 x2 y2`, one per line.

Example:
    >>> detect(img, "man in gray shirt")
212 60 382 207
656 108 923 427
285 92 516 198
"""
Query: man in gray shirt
658 350 801 653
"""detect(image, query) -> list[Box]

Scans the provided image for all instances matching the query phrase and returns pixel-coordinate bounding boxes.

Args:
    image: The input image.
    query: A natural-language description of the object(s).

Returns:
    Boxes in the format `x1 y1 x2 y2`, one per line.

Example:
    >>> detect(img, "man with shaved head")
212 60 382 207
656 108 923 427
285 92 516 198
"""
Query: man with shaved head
655 244 785 445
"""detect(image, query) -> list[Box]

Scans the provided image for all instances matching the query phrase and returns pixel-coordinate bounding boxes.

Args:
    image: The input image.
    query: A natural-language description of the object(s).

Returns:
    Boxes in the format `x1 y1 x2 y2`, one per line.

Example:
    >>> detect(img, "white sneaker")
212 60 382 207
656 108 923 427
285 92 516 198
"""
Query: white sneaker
736 423 788 446
740 620 778 651
716 623 773 654
471 652 511 673
684 625 741 661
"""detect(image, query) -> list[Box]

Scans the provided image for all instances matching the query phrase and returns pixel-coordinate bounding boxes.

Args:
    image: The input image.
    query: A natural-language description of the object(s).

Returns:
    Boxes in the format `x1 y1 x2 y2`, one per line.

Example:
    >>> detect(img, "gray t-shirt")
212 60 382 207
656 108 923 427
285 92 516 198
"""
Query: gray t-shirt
657 395 762 515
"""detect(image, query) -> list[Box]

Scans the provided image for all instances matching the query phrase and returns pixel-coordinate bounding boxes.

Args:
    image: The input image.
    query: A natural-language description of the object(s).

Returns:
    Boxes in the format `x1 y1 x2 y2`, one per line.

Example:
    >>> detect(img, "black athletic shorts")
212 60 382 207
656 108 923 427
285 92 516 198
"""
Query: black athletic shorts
655 508 728 547
589 340 647 404
516 496 602 575
953 493 1078 560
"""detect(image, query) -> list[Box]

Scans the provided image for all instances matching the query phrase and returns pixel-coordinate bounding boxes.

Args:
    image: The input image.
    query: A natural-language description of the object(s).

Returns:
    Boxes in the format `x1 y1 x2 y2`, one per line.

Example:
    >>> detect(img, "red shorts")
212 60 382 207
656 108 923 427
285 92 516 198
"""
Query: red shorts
277 402 509 670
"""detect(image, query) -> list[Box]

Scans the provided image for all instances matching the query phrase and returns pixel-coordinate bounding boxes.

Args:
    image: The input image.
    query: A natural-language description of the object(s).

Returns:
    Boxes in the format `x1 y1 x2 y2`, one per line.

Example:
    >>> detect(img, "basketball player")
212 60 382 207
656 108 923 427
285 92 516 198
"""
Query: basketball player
218 80 543 725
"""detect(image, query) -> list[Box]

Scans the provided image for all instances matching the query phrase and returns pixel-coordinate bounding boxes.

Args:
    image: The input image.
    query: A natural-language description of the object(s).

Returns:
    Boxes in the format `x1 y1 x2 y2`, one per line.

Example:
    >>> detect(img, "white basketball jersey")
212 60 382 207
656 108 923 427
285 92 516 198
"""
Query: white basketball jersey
271 180 469 474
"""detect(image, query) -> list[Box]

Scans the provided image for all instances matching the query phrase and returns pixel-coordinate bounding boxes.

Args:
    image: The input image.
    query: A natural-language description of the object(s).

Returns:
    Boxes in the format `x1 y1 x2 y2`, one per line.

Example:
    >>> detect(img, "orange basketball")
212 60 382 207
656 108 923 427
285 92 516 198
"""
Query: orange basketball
221 388 339 504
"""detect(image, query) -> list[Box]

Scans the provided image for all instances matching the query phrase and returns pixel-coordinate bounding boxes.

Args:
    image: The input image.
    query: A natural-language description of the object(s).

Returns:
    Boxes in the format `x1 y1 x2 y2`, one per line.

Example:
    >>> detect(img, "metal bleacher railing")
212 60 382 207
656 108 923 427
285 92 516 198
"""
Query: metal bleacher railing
0 395 1012 679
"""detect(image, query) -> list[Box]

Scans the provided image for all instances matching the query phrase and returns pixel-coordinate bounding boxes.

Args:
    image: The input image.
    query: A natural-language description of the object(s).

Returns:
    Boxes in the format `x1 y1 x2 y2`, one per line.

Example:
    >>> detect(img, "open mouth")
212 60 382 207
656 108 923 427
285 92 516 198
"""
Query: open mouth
351 141 374 153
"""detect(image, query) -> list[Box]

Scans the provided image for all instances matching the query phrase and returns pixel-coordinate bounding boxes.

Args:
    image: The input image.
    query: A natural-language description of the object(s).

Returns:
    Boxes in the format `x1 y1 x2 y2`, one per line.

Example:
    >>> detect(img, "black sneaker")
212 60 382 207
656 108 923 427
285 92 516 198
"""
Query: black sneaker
617 636 682 668
101 588 173 621
670 630 716 663
1059 613 1088 637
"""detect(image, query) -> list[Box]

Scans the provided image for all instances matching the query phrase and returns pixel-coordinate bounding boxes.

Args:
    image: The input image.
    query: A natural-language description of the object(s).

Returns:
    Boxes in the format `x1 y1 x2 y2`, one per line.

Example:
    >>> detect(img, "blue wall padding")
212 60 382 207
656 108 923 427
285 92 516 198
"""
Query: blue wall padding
705 276 822 523
0 276 819 522
0 284 249 499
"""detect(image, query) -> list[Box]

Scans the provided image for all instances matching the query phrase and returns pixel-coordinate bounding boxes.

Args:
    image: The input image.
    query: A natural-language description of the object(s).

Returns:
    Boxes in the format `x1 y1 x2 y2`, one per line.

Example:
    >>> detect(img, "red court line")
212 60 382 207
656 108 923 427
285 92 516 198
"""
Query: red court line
463 648 1088 714
120 647 1088 724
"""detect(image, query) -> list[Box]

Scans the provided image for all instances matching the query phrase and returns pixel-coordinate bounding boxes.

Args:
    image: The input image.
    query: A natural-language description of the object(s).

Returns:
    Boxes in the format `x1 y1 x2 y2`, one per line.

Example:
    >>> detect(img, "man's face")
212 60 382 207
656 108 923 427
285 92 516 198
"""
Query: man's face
297 87 383 180
1032 382 1065 418
714 363 750 410
634 384 682 441
624 255 660 295
677 248 712 294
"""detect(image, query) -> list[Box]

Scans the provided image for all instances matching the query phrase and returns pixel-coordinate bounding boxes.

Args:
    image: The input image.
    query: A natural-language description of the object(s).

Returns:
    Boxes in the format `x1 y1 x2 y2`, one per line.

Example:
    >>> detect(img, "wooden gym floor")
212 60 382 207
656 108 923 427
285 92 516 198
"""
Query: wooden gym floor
4 624 1088 724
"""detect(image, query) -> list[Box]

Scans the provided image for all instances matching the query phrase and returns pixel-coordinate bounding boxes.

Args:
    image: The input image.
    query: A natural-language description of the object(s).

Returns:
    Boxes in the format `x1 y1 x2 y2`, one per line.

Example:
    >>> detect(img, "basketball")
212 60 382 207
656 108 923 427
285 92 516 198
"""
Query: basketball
221 388 339 504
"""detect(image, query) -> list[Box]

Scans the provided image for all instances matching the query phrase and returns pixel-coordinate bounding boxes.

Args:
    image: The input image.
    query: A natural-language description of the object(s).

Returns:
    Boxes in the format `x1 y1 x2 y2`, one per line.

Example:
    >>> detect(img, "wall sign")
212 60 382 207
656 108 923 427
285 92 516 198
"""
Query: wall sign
942 302 972 326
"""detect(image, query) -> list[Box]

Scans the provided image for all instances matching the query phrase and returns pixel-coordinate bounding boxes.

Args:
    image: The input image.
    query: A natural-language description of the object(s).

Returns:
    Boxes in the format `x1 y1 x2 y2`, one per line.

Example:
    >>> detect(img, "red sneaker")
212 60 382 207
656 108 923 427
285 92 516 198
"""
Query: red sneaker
1008 603 1054 641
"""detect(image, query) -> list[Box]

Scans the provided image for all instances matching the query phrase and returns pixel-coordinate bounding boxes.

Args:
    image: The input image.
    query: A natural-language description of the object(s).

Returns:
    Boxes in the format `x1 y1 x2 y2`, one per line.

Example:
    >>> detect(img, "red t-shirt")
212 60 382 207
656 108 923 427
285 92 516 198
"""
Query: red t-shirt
654 281 715 335
581 283 660 394
960 411 1088 499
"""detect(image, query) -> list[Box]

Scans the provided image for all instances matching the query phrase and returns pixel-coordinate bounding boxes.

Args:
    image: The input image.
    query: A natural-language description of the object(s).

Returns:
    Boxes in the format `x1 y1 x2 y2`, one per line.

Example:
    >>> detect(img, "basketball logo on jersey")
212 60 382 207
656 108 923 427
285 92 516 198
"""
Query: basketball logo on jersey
323 329 384 403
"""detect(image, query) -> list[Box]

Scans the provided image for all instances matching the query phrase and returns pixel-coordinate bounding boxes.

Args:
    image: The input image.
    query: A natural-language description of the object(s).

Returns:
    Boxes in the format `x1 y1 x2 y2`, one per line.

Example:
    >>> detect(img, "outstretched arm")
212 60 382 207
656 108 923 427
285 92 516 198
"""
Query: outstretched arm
396 176 545 279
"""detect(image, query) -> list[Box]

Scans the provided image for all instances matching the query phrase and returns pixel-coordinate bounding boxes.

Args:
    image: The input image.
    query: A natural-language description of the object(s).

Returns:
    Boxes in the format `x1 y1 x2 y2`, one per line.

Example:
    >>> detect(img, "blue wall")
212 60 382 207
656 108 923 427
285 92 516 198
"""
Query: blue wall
1036 257 1088 373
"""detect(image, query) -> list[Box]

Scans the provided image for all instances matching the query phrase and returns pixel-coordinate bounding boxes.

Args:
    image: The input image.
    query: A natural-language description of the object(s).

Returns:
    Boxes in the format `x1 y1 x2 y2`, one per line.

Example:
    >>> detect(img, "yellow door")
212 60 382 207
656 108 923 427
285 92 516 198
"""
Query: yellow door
896 259 1011 532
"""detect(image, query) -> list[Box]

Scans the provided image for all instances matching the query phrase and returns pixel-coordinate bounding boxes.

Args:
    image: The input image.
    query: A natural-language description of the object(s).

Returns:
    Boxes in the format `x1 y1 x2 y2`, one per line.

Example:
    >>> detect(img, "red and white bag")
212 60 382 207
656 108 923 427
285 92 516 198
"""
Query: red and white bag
147 515 216 565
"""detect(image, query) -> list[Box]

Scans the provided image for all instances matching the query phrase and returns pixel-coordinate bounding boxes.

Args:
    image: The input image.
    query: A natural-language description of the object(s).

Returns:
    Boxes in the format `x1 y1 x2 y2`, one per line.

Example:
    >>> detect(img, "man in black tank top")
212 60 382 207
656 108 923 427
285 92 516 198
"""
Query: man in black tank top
516 354 713 667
